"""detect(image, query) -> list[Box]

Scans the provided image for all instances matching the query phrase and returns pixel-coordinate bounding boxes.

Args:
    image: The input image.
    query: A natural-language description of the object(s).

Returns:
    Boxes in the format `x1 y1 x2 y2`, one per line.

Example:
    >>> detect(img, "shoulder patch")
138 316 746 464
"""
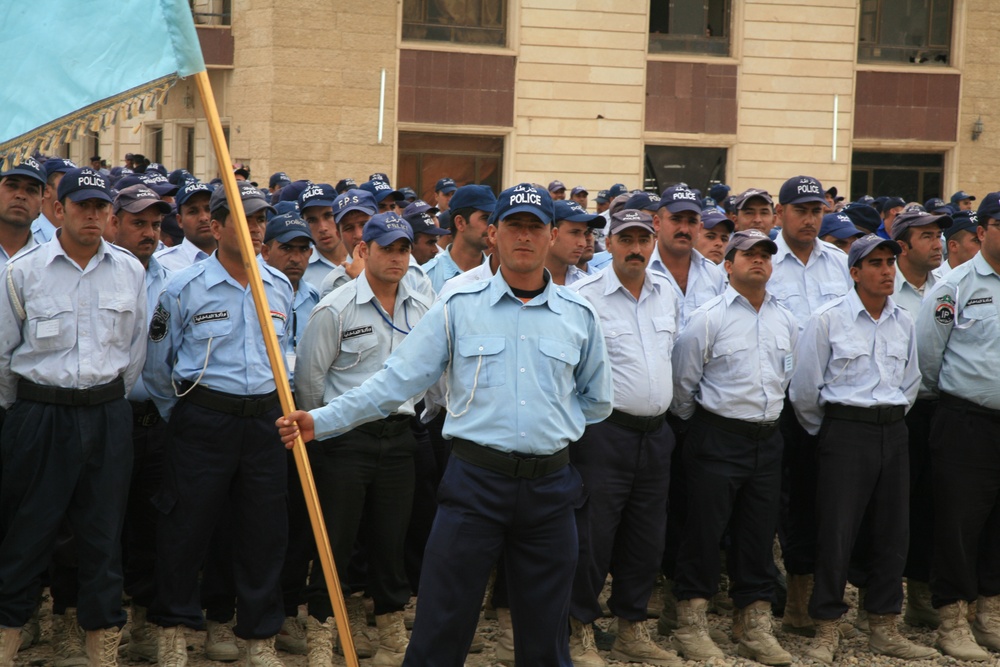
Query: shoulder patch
149 303 169 341
193 310 229 324
934 302 955 325
343 325 374 340
936 293 955 304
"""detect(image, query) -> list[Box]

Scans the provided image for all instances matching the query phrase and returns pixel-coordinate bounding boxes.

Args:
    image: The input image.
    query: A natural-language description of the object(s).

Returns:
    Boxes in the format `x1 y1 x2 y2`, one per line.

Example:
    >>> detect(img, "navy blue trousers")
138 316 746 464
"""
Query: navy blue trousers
0 398 132 629
779 402 818 575
149 400 287 639
404 455 583 667
124 419 166 608
570 419 673 623
674 417 782 608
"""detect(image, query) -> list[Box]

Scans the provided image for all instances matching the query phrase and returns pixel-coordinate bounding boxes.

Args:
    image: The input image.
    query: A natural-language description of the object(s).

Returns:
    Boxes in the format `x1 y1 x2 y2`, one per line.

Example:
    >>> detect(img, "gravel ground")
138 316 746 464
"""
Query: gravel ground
14 585 1000 666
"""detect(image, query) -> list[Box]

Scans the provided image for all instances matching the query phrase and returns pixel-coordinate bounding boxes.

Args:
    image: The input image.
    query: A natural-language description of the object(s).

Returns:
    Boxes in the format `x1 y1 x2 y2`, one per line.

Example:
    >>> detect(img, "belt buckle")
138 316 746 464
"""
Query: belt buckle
138 413 159 428
513 457 538 479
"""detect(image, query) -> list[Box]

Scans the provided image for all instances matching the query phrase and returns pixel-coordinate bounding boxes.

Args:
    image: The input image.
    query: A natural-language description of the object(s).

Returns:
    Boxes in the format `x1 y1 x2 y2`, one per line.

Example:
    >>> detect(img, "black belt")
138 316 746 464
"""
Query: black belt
129 400 161 428
17 377 124 406
451 438 569 480
605 409 666 433
694 406 778 440
355 415 411 438
939 392 1000 422
182 384 279 418
825 403 905 425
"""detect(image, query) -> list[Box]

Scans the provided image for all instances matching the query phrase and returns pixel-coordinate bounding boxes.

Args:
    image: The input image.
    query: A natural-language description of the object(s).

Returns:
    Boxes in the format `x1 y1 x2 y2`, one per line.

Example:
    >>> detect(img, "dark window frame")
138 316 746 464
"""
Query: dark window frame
649 0 732 57
402 0 506 47
858 0 953 66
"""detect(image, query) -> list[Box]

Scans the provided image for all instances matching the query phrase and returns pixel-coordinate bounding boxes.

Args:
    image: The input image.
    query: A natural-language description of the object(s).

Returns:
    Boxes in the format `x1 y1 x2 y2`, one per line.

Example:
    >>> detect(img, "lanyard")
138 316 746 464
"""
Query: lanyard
371 300 411 335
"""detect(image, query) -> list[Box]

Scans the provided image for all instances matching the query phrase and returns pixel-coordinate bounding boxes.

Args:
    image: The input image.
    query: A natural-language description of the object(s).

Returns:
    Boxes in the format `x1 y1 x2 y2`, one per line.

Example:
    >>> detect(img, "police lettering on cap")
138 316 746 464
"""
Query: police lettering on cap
434 177 457 194
369 173 390 184
57 167 112 203
449 184 498 213
175 181 214 208
333 189 378 223
264 212 314 244
951 190 976 205
208 181 276 217
609 209 655 235
298 183 337 211
363 212 414 246
167 169 193 186
1 156 47 186
924 197 950 213
944 211 979 241
491 183 555 226
701 196 717 210
554 200 604 228
847 233 902 267
624 191 661 212
607 184 629 200
114 184 172 215
402 199 439 218
819 212 864 240
398 187 418 202
547 180 566 193
405 211 450 236
725 229 779 258
335 178 357 194
976 192 1000 221
594 190 610 204
659 184 702 215
778 176 827 206
269 172 291 189
571 186 588 197
360 179 403 203
701 209 735 232
139 172 179 197
889 209 952 241
43 158 77 179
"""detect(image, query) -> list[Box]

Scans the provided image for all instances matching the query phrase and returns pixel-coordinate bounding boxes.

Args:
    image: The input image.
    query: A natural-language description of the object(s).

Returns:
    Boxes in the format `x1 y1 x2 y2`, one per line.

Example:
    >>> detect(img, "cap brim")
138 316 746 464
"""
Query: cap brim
2 168 46 185
119 199 172 215
703 218 735 232
243 199 276 216
368 230 413 247
611 221 655 235
66 188 112 203
300 198 336 210
375 190 404 202
562 213 606 228
662 201 702 215
783 194 828 206
414 226 450 236
335 204 377 223
148 183 180 197
496 205 552 225
268 230 314 244
438 186 457 194
731 238 779 255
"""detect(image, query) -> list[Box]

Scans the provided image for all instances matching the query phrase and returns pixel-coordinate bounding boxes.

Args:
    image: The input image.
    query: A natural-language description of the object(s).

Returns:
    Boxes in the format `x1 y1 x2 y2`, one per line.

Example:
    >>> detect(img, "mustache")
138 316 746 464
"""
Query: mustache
673 232 692 240
625 254 646 263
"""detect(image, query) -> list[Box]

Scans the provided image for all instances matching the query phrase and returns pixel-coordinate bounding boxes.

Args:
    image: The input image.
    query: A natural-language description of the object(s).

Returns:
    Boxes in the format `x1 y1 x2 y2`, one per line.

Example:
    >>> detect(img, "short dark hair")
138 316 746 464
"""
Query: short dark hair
210 207 229 224
450 206 476 230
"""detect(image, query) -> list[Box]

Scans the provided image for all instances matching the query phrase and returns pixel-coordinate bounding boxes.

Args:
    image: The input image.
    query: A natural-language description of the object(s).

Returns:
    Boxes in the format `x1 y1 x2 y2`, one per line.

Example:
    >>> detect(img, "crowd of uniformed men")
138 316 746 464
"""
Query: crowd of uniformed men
0 152 999 667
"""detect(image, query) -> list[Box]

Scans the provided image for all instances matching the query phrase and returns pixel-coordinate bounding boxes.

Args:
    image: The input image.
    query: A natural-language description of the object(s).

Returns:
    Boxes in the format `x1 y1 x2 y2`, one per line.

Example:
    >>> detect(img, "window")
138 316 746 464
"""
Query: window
649 0 731 56
858 0 952 65
402 0 505 47
179 125 196 174
145 124 164 164
398 132 504 204
850 151 943 203
190 0 231 26
644 145 727 196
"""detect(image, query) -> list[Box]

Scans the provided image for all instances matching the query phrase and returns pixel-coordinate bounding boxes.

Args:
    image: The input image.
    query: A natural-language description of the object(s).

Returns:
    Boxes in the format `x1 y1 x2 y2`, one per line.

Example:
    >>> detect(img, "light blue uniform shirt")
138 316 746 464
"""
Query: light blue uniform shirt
893 267 936 315
128 255 171 403
303 248 338 289
0 233 35 268
153 237 211 272
309 269 613 454
590 250 613 272
143 253 293 420
30 212 56 245
649 248 727 329
790 289 920 435
0 236 147 408
572 267 678 417
768 236 851 329
422 244 486 294
917 252 1000 409
671 286 798 423
296 271 432 416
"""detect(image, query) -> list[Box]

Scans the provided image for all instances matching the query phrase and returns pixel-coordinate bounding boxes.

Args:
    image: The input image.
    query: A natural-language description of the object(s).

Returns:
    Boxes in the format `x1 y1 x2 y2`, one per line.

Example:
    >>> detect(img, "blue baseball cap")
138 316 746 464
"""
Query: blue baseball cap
333 189 378 223
924 197 950 213
819 212 864 240
360 179 403 203
264 212 314 244
57 167 112 203
951 190 976 205
701 209 734 232
368 172 390 184
1 156 47 186
848 233 901 267
175 181 214 208
168 169 193 186
298 183 337 211
882 196 906 213
398 187 418 202
43 158 77 179
778 176 826 206
113 184 171 215
272 200 299 216
977 192 1000 221
944 211 979 240
594 190 610 204
842 202 882 234
146 162 168 176
856 195 875 206
701 196 717 210
278 180 311 203
709 184 731 202
659 184 702 215
449 184 497 213
548 180 566 194
554 200 604 228
609 209 655 235
405 211 450 237
208 181 276 217
269 171 292 189
889 210 952 241
624 191 661 212
725 229 778 257
571 186 588 197
402 199 439 217
435 177 457 194
363 212 413 246
335 178 357 194
491 183 555 225
607 183 629 200
139 171 179 197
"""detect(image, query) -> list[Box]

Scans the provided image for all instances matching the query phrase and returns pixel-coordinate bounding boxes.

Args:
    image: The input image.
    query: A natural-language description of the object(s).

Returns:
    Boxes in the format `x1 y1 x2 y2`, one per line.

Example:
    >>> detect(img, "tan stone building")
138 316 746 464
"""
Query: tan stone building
80 0 1000 204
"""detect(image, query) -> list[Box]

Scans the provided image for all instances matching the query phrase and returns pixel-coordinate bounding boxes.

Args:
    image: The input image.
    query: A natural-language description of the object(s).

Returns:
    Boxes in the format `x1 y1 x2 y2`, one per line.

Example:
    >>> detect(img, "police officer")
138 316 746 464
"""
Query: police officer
277 183 612 667
295 213 433 666
670 230 797 665
546 200 604 286
298 183 346 287
891 209 952 315
144 182 293 667
0 167 147 667
694 209 734 265
433 177 456 213
0 158 45 266
916 191 1000 661
569 209 682 667
403 209 451 266
318 189 378 295
731 189 776 235
154 180 215 271
938 210 981 276
109 183 173 662
31 157 76 245
790 234 935 664
422 185 495 293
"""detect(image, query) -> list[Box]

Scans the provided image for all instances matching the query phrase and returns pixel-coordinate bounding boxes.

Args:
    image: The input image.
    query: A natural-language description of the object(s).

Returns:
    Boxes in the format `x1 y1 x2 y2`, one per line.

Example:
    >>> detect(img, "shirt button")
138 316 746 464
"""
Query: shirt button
520 368 526 373
520 432 526 437
520 400 526 405
520 335 525 340
478 346 484 351
560 352 565 358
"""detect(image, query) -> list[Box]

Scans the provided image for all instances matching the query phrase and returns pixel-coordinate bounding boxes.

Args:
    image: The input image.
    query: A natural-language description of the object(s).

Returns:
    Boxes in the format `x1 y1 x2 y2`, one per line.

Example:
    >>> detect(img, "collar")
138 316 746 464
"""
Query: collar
603 264 661 301
46 229 109 269
774 233 828 266
723 283 775 310
203 251 277 289
846 287 899 323
972 251 999 277
894 265 935 294
355 269 412 306
488 267 562 313
181 237 211 260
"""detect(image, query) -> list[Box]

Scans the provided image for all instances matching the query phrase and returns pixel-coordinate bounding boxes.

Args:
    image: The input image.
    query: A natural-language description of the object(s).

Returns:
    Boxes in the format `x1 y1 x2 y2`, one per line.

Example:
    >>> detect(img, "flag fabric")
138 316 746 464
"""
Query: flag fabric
0 0 205 166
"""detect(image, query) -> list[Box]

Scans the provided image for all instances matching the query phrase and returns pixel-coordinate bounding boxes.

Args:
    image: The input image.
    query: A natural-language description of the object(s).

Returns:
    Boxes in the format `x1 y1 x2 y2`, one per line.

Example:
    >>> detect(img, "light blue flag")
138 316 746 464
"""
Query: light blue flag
0 0 205 166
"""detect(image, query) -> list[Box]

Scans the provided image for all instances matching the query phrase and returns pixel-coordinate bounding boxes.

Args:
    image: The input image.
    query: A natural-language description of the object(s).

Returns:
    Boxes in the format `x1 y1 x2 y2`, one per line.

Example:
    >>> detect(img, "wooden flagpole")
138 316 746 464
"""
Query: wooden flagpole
193 70 358 666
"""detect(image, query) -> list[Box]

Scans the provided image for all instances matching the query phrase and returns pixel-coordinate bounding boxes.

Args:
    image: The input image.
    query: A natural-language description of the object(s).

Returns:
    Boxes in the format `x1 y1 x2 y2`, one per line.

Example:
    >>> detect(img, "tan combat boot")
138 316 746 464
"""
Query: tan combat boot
672 598 724 660
656 579 678 636
495 607 515 667
936 600 990 661
276 616 307 655
126 605 158 662
868 613 939 659
85 627 124 667
972 594 1000 652
904 579 940 629
733 600 792 665
205 620 239 661
610 617 682 666
372 611 407 667
303 616 333 667
244 636 284 666
781 574 815 636
53 609 88 667
568 617 605 667
0 627 21 667
334 596 374 658
804 618 840 665
157 626 189 667
21 603 40 649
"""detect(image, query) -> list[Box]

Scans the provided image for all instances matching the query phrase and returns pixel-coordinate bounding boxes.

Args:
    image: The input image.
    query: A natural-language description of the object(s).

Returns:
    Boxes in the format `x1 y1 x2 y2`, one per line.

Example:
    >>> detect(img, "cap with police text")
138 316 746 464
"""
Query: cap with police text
976 192 1000 221
594 190 610 204
1 157 47 186
57 167 112 203
114 184 171 215
435 177 457 194
398 187 418 202
168 169 193 186
944 211 979 241
659 184 702 215
779 176 827 206
334 189 378 223
882 196 906 213
491 183 555 225
175 181 214 208
701 209 735 232
449 185 497 213
848 233 901 267
298 183 337 211
405 212 450 237
368 173 390 184
43 158 77 179
402 199 439 217
725 229 778 257
554 200 604 228
951 190 976 205
139 172 179 197
209 181 276 217
335 178 357 194
360 179 403 203
571 186 588 197
269 172 292 189
264 213 314 244
547 180 566 193
607 184 629 200
363 212 413 246
924 197 950 213
819 212 864 240
889 210 952 241
609 209 655 236
624 192 661 212
733 188 774 210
